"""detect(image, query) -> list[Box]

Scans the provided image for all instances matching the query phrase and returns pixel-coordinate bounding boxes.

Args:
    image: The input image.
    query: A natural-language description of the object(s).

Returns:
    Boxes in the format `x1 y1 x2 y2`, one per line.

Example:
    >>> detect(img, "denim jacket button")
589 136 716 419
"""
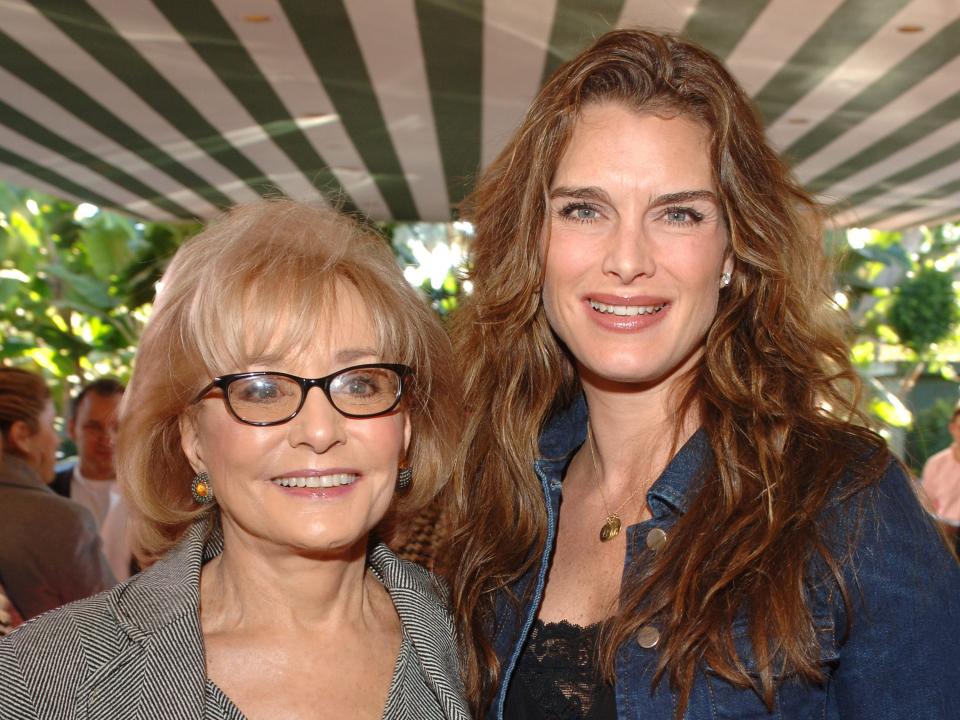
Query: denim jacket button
636 625 660 648
645 527 667 551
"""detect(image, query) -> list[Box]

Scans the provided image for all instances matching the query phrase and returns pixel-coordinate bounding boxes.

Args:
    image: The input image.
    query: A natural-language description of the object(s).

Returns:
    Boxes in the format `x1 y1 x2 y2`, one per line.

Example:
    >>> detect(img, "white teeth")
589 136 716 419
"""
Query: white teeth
271 473 358 488
589 300 666 316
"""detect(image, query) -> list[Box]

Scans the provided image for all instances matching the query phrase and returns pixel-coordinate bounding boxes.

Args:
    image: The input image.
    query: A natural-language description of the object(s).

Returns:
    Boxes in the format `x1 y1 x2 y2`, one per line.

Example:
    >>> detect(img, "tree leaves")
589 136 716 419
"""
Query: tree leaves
888 267 959 353
0 182 192 414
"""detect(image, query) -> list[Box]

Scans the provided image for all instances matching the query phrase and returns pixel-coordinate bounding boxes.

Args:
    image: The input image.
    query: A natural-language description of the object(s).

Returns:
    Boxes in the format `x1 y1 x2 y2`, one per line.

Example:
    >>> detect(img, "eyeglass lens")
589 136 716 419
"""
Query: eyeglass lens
226 368 402 423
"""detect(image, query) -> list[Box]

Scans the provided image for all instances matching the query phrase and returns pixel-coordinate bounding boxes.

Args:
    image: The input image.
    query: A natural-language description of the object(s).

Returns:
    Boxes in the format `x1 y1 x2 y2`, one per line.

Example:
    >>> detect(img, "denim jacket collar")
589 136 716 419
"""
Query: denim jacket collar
535 392 713 518
491 395 714 719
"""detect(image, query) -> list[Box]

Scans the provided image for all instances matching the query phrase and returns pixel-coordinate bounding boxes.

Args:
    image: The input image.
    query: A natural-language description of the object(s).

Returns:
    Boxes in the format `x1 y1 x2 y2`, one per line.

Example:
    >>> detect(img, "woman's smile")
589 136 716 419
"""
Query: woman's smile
585 295 671 331
268 470 361 499
270 472 359 489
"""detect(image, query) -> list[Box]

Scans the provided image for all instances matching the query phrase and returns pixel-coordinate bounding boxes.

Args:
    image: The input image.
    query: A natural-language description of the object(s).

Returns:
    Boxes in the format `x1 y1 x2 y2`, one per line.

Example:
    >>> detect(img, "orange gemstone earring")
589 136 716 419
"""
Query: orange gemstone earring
191 471 214 505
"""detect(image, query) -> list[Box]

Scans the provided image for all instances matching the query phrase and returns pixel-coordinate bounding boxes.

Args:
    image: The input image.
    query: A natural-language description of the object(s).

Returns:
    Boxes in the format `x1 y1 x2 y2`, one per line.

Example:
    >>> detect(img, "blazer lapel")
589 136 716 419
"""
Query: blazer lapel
85 517 219 719
370 543 471 719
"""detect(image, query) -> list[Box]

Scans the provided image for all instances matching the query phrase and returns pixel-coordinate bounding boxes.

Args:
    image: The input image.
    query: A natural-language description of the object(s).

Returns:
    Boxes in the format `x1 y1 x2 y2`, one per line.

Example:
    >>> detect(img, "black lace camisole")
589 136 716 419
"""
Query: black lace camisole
502 618 617 719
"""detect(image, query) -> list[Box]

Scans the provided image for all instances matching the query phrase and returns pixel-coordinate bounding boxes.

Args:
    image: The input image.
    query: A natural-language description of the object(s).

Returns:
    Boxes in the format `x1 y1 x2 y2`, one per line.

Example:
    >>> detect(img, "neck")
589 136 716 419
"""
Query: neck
201 519 381 634
76 462 114 481
579 368 698 496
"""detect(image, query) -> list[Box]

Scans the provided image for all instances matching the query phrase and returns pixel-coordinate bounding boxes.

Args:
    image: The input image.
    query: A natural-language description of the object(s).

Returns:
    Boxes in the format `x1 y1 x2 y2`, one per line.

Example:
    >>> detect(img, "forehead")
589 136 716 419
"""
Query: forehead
314 282 377 348
77 391 122 421
554 102 713 189
244 280 380 369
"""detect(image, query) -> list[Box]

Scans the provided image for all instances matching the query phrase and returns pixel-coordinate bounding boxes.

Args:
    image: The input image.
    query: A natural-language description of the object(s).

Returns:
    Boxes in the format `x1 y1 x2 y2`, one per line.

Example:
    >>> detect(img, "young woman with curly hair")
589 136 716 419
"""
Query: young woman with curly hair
442 28 960 720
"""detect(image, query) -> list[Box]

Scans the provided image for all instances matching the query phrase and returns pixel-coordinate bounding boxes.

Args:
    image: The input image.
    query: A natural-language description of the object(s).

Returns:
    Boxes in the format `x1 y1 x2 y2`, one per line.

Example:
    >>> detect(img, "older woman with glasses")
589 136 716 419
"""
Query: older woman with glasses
0 201 470 720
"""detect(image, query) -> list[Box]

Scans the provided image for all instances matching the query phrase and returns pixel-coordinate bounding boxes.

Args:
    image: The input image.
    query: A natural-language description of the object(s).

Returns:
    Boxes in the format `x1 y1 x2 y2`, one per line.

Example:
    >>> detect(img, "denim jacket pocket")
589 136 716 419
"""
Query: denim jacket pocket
702 615 839 720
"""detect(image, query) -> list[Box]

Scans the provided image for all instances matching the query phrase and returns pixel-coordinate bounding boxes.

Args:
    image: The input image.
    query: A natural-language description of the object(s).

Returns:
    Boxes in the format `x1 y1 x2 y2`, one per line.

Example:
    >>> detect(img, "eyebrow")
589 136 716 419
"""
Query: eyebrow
335 347 380 364
549 186 718 207
550 186 612 203
651 190 718 206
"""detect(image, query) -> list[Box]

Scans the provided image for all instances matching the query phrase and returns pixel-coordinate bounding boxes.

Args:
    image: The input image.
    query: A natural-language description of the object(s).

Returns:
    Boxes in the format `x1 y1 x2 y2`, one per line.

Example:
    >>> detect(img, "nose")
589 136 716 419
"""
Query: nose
104 424 118 449
600 217 656 283
286 386 346 453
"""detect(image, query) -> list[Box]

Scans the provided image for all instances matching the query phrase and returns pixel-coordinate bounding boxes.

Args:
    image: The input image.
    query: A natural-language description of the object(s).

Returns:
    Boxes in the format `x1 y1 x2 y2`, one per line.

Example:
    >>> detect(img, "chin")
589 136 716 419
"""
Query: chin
292 523 373 551
580 350 699 390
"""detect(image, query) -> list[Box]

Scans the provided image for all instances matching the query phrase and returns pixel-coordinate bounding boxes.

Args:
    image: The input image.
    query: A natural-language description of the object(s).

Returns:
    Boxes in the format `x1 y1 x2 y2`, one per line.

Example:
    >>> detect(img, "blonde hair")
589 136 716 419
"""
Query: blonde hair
118 200 459 562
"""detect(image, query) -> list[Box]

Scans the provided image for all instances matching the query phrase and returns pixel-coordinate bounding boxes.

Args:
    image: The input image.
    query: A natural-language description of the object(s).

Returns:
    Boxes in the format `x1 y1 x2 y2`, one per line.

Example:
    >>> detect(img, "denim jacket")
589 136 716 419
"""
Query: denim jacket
489 395 960 719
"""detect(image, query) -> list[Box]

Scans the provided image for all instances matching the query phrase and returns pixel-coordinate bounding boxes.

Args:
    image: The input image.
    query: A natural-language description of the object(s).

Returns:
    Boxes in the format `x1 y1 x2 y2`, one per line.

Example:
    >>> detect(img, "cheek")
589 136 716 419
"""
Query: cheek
370 418 407 457
197 421 271 478
354 417 408 473
541 239 583 320
540 278 567 343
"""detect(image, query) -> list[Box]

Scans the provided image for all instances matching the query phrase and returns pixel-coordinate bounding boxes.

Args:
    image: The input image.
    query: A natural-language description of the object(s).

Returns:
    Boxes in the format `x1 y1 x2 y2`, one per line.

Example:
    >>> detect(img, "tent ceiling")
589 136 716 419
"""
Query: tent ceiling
1 0 959 231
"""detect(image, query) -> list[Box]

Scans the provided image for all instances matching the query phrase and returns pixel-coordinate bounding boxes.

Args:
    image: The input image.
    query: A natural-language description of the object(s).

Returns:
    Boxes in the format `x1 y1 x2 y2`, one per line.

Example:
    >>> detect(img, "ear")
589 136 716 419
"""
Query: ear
722 253 734 277
179 411 206 475
7 419 36 456
67 416 77 442
402 411 412 457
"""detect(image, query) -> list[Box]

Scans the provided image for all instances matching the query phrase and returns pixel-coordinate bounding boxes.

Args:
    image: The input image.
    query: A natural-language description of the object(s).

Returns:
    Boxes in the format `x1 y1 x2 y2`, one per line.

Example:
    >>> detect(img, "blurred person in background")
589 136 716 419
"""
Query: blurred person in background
0 583 20 636
0 439 24 635
922 400 960 543
0 367 114 621
51 378 133 580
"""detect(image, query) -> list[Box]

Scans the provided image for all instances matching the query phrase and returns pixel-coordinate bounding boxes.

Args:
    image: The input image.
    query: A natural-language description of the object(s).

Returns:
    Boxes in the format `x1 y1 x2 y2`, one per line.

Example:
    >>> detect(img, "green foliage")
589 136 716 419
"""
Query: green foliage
905 398 956 471
834 223 960 448
888 267 959 353
388 221 468 318
0 183 198 414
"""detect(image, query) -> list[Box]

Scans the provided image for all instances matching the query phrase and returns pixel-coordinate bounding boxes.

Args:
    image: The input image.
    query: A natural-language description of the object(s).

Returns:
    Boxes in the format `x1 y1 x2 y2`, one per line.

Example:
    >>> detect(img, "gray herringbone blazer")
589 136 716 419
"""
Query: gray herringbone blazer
0 517 471 719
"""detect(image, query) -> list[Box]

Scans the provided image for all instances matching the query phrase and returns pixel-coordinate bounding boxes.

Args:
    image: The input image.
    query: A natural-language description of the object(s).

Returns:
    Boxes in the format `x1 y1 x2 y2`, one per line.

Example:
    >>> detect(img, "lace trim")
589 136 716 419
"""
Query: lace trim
505 617 616 720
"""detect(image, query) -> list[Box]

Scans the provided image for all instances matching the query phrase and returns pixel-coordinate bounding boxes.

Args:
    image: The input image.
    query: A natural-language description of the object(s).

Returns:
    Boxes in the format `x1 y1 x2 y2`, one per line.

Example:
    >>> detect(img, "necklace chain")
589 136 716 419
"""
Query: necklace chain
587 425 642 541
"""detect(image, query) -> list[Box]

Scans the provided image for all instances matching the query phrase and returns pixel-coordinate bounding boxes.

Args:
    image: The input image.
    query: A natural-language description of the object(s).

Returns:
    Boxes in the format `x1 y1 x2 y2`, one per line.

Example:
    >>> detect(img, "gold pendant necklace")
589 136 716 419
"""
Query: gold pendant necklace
587 425 641 543
599 514 622 542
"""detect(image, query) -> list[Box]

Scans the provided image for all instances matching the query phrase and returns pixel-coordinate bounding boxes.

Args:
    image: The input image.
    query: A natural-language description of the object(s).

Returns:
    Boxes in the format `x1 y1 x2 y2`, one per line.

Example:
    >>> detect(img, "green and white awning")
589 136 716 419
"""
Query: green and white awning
1 0 959 230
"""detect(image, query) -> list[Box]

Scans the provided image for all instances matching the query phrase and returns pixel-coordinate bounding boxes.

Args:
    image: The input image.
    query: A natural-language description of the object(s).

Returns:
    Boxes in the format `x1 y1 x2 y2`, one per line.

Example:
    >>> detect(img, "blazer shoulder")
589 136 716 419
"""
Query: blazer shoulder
40 492 100 538
1 587 130 673
0 589 140 719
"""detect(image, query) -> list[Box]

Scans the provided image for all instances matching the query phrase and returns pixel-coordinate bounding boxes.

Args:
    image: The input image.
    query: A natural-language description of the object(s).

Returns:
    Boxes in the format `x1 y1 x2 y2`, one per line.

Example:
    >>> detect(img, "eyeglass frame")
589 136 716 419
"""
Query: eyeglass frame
193 363 414 426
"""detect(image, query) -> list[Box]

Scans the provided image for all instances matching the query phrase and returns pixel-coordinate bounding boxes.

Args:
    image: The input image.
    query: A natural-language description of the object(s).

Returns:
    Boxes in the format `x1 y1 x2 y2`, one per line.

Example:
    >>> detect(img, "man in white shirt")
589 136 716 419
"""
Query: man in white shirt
51 378 133 581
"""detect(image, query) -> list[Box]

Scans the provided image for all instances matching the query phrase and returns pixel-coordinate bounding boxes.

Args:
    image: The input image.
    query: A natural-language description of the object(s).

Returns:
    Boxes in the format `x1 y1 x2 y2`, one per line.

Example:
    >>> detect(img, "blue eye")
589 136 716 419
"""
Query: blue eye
663 206 704 225
560 203 600 223
344 375 380 396
331 367 399 410
233 376 291 404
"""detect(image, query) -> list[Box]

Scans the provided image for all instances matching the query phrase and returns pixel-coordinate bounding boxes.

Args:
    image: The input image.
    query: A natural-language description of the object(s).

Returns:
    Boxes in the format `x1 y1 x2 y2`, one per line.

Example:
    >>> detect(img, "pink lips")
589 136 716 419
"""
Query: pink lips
585 294 670 332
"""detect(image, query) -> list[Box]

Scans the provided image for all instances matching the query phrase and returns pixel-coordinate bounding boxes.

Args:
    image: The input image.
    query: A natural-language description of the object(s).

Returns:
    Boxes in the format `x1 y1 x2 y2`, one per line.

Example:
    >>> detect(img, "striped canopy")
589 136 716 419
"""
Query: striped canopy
1 0 959 231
